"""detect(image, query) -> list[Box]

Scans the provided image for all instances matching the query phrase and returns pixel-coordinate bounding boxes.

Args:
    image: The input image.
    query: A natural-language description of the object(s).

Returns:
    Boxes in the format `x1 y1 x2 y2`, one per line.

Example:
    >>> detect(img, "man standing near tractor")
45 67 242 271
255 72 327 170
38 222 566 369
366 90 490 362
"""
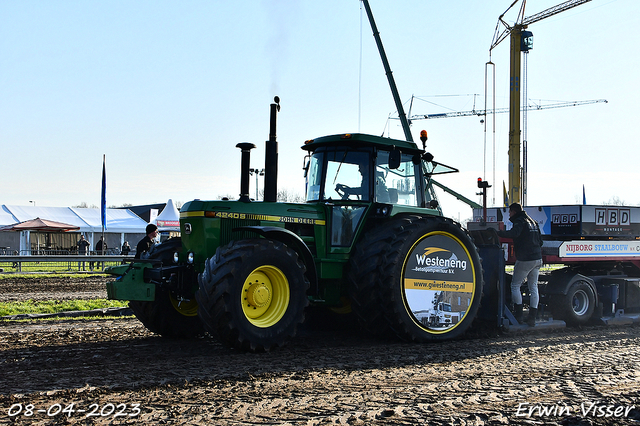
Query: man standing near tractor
135 224 158 259
498 202 543 326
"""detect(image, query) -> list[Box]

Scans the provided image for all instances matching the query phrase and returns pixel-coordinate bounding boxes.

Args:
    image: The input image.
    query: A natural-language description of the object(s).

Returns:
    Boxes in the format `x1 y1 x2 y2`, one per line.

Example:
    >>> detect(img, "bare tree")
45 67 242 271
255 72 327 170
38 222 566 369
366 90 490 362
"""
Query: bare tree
73 202 98 208
277 188 305 203
216 194 236 201
603 196 626 206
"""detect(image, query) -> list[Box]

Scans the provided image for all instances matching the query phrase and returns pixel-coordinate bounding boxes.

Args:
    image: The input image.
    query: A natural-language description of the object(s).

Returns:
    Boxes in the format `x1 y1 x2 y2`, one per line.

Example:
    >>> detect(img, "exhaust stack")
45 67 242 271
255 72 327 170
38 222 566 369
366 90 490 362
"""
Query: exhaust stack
236 142 256 203
264 96 280 202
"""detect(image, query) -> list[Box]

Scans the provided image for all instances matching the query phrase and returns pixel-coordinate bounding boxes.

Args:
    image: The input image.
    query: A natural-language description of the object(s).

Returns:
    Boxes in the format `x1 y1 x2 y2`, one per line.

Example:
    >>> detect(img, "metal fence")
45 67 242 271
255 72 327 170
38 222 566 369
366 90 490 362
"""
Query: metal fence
0 255 132 272
0 248 124 256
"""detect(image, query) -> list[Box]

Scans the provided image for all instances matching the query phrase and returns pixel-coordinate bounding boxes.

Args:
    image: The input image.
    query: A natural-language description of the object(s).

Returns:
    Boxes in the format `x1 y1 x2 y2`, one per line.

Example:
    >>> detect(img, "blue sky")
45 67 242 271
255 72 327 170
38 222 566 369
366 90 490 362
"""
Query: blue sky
1 0 637 222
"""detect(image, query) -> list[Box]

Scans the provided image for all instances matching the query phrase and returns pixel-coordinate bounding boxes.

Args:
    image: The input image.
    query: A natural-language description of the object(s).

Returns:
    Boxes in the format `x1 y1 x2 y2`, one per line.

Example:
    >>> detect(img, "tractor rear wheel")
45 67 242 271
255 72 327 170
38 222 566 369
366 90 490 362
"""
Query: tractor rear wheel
129 238 204 338
196 239 309 352
376 216 484 342
348 220 400 337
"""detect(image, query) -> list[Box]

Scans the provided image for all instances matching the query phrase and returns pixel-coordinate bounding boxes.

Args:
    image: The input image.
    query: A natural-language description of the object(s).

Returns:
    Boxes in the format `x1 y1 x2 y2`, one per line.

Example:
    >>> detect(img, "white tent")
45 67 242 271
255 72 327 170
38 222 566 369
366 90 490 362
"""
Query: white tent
70 207 149 234
1 205 147 233
0 205 18 227
0 205 147 254
2 205 86 228
154 199 180 231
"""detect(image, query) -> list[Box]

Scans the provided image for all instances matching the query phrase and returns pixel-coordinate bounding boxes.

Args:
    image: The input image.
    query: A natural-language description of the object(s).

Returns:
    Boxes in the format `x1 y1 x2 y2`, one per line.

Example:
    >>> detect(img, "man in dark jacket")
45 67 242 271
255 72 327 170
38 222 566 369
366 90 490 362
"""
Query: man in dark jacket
95 237 107 270
77 235 90 271
497 202 543 326
135 224 158 259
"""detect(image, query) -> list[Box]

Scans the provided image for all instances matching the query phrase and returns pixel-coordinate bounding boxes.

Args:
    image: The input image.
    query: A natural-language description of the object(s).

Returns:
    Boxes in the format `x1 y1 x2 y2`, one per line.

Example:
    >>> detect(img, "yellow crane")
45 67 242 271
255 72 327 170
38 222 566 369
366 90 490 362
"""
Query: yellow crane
489 0 593 206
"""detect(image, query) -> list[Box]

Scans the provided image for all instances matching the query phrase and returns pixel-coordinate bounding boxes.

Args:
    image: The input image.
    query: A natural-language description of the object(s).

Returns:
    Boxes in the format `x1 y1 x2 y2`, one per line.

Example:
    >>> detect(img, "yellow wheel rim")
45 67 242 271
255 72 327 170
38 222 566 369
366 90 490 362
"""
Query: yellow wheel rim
242 265 290 328
329 296 352 315
170 295 199 317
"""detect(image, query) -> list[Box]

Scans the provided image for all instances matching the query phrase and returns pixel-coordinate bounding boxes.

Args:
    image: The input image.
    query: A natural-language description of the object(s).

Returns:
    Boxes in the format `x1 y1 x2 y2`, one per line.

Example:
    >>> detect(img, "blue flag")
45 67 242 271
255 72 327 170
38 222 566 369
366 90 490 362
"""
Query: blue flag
101 155 107 230
582 184 586 205
503 181 509 207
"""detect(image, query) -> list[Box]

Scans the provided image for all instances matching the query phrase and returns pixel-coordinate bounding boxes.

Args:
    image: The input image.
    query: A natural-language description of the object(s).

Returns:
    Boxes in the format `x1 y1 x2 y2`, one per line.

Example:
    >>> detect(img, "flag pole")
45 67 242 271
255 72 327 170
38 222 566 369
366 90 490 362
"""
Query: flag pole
101 155 107 264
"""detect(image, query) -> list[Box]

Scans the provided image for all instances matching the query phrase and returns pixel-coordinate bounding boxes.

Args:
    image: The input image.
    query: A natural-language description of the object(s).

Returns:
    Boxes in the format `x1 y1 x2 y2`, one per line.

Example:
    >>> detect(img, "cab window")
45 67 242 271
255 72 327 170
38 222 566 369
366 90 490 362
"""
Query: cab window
305 148 372 202
375 151 418 206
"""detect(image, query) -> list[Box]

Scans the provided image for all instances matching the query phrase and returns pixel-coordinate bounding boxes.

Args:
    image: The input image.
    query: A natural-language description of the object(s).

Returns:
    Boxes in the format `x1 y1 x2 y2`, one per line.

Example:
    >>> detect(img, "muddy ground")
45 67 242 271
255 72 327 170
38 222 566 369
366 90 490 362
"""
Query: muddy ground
0 275 107 302
0 275 639 425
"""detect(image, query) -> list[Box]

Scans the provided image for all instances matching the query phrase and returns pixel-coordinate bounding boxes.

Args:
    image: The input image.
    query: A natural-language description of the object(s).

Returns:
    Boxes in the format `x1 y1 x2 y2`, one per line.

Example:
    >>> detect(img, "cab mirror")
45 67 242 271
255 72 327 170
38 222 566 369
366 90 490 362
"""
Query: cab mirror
389 149 401 169
302 155 310 178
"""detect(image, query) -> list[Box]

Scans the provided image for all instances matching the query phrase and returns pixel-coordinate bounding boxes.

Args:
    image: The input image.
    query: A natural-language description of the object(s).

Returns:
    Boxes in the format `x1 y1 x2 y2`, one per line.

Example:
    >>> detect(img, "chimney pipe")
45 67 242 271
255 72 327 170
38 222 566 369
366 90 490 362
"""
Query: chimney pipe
236 142 256 203
264 96 280 202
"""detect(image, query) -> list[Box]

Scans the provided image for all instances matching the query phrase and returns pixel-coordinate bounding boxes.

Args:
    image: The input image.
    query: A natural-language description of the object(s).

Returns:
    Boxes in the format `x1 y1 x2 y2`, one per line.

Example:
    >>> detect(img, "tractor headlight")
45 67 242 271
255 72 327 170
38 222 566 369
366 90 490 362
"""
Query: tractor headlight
187 252 195 264
173 252 179 263
372 203 393 218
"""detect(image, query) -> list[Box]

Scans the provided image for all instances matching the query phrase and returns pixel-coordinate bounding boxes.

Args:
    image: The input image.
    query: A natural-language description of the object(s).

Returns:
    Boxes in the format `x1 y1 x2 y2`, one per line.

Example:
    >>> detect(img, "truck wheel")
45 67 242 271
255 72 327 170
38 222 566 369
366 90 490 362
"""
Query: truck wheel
552 281 595 326
196 239 309 352
377 216 484 342
129 238 204 338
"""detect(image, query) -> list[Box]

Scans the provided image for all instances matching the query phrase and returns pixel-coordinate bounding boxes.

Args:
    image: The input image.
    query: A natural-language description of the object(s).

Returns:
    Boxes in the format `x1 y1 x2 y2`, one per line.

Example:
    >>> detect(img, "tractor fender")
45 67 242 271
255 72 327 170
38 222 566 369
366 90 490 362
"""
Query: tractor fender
545 269 598 301
234 225 318 293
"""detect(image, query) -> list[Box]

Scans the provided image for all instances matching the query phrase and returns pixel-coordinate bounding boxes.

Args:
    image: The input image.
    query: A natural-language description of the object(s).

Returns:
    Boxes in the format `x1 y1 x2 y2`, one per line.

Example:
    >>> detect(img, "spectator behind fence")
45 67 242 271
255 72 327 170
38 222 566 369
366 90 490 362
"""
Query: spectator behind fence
77 235 90 271
122 241 131 256
94 237 107 270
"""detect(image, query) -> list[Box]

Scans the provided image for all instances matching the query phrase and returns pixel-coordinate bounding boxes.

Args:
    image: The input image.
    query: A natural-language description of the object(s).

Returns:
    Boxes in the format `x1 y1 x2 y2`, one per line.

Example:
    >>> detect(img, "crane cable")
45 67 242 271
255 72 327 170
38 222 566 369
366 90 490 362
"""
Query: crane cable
523 50 529 206
484 59 497 207
358 1 363 133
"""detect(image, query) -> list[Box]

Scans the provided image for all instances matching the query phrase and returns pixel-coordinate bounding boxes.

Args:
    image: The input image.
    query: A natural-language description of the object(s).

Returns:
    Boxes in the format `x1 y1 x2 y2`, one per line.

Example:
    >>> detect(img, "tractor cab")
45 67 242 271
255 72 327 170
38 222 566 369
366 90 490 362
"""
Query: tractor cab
302 133 458 209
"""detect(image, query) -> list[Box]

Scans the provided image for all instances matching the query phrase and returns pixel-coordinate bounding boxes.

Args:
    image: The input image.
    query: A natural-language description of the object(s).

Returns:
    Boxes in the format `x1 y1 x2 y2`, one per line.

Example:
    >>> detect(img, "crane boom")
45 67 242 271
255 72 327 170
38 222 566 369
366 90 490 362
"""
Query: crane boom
491 0 592 51
361 0 413 142
407 99 607 121
522 0 592 26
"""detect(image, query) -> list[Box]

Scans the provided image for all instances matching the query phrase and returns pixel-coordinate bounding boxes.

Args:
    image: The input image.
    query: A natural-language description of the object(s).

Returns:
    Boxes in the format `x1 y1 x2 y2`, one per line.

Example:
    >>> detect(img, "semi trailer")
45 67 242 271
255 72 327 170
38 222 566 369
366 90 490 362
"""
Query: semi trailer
469 206 640 329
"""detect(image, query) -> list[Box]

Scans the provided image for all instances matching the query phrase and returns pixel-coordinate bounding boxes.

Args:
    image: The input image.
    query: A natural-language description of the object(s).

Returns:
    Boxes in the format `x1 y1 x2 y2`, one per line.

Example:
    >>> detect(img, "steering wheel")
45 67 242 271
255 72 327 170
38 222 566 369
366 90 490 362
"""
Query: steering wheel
335 183 352 200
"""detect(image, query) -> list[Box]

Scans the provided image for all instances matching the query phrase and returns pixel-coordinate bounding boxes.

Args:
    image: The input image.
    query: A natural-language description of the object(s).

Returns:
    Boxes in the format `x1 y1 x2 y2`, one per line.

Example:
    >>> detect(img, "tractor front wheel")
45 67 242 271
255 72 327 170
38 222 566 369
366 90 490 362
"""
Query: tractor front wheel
129 287 202 338
129 238 203 338
196 239 309 352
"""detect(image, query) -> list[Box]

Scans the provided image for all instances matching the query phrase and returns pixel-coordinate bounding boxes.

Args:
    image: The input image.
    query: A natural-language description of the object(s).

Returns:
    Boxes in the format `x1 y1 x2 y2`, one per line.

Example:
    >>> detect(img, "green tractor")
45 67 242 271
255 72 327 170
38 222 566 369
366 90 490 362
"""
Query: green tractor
106 97 484 352
106 1 485 351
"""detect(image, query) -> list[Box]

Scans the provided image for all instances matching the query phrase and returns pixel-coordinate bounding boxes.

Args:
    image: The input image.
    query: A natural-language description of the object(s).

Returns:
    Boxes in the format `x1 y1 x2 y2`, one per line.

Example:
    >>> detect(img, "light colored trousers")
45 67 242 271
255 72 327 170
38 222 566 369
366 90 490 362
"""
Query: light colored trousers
511 258 542 309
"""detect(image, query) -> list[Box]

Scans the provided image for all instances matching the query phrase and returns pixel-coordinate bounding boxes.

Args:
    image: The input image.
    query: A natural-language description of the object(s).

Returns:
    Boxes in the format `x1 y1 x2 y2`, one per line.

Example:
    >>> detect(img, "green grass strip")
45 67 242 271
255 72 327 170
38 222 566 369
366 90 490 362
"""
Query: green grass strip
0 273 108 280
5 315 135 323
0 299 125 317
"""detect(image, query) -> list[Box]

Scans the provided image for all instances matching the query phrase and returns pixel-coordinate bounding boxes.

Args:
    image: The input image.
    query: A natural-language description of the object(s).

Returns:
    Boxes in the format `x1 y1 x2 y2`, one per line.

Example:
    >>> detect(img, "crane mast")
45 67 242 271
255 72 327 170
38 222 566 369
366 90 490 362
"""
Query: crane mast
489 0 592 206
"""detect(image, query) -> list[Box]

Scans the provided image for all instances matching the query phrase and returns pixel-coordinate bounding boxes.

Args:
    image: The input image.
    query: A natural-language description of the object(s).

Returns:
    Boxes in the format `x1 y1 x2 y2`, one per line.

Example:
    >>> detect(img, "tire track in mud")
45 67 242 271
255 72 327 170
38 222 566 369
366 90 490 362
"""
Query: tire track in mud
1 318 639 425
1 277 639 425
